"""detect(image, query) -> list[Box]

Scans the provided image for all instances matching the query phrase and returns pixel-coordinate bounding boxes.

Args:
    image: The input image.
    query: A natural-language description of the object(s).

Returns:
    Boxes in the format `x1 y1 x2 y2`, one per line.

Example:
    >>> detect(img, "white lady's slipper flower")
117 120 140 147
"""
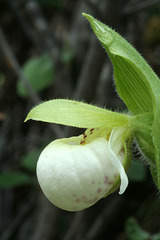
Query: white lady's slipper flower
37 127 128 211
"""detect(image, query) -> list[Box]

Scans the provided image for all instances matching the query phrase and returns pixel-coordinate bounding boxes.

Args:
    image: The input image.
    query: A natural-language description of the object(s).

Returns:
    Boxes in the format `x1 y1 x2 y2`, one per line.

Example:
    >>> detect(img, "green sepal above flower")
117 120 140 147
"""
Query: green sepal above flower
25 99 131 129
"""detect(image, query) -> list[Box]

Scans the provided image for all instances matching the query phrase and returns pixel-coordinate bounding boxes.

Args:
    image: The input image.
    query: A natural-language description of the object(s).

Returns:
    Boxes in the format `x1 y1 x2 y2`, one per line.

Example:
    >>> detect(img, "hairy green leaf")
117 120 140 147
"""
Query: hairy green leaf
83 13 159 114
25 99 131 128
83 13 160 189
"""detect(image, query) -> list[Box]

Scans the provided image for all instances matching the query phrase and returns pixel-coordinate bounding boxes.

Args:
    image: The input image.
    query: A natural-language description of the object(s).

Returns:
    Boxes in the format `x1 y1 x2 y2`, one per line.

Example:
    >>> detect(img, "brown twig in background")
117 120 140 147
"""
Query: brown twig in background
84 197 124 240
24 0 73 98
73 36 105 102
1 196 35 240
8 0 43 52
0 26 40 104
28 195 59 240
24 0 60 64
72 0 126 102
62 211 84 240
0 24 63 138
0 113 6 120
8 0 44 52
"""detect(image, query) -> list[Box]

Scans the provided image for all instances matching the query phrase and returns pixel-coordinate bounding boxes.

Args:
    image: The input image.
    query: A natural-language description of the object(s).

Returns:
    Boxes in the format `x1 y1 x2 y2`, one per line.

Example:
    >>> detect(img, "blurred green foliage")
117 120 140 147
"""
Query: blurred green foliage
61 47 74 65
0 172 33 189
125 217 160 240
0 147 44 189
17 53 55 98
128 160 147 182
20 148 43 172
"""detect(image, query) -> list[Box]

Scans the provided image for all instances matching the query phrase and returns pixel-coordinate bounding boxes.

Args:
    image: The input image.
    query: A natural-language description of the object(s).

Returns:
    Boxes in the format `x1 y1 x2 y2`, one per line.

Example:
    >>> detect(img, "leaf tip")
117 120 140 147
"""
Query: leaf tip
24 112 32 123
24 116 29 123
82 12 114 47
82 12 92 20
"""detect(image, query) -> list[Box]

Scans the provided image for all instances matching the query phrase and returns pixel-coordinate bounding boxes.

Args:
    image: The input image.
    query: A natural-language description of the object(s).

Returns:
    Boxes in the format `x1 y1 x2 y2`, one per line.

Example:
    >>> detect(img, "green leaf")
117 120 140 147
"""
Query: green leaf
152 107 160 186
0 172 33 189
20 149 43 172
133 113 155 164
17 53 55 97
111 57 153 114
126 217 160 240
83 13 160 190
125 218 150 240
25 99 132 128
153 234 160 240
61 48 74 64
83 13 159 115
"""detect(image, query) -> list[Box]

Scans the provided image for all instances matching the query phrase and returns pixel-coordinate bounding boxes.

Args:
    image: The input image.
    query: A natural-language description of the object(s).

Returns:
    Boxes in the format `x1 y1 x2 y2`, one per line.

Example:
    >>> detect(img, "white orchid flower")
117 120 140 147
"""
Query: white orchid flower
36 127 128 211
25 99 132 211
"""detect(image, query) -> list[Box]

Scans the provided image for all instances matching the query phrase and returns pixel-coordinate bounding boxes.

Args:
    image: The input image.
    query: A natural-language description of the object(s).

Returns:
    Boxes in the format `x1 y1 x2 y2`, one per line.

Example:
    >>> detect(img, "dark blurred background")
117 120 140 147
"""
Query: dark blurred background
0 0 160 239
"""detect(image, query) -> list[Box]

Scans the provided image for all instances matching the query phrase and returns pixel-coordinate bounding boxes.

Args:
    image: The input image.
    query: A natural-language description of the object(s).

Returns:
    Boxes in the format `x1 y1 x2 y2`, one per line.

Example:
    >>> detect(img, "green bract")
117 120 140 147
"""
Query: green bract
82 13 160 189
25 99 131 128
82 13 156 114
